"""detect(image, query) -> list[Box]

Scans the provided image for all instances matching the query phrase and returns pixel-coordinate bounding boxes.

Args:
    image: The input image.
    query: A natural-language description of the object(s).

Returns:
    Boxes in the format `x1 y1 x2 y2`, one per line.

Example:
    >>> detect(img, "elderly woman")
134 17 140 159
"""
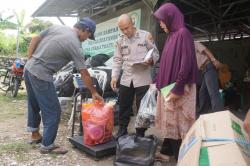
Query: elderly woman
153 3 198 161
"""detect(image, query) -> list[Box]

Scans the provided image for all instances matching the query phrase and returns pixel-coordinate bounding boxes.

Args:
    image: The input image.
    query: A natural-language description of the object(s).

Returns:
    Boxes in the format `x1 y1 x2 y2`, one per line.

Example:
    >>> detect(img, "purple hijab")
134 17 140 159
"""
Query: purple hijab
154 3 198 95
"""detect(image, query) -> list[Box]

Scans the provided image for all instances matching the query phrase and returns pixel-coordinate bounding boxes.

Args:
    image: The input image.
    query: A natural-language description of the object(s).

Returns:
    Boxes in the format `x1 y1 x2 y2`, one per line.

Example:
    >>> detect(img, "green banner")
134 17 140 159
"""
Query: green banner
82 9 141 57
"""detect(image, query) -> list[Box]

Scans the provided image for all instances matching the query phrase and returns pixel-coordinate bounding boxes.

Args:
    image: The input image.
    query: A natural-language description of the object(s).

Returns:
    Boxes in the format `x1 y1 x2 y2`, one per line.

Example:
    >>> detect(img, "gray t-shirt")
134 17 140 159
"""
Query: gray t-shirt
25 25 86 82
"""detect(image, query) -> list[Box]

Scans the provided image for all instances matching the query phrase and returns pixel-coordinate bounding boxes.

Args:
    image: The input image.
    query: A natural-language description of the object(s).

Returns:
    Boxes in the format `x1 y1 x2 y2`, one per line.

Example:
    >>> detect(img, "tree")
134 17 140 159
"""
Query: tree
0 10 53 57
26 18 53 34
0 13 16 30
14 10 26 34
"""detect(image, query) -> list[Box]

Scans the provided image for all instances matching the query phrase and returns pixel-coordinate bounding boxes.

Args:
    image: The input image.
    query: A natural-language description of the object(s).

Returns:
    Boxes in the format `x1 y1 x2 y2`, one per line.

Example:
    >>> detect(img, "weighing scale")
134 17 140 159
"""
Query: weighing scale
68 74 116 159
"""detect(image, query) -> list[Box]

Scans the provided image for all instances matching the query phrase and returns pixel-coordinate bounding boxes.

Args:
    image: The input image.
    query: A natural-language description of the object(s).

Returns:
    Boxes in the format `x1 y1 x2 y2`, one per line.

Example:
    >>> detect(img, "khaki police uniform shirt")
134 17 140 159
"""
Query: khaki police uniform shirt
112 29 159 88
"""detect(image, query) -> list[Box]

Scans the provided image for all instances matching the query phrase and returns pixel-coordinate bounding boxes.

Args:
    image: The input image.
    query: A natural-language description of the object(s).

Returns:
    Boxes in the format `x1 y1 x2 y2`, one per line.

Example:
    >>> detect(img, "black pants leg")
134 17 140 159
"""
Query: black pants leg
135 85 150 111
135 85 150 136
160 138 182 161
118 83 135 129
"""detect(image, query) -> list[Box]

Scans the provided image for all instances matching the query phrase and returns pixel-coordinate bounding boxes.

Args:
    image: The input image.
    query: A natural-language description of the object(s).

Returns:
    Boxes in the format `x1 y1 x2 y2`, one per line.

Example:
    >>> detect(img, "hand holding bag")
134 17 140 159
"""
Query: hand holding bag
135 84 157 128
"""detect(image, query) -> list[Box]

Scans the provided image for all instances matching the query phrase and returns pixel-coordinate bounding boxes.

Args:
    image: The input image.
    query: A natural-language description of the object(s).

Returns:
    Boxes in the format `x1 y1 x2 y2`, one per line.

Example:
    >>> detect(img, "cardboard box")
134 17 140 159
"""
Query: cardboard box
177 111 250 166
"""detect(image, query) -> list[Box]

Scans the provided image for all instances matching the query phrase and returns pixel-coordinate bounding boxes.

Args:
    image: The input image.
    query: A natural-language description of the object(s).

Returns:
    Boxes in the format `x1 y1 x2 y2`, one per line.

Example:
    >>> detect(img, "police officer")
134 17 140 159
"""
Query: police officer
111 14 159 138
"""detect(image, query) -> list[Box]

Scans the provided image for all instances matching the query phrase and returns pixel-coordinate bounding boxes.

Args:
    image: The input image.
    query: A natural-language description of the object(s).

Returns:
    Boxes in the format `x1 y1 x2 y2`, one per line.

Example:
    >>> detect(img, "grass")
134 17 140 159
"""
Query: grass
49 153 59 158
0 142 32 162
0 91 27 121
0 91 27 102
0 142 31 154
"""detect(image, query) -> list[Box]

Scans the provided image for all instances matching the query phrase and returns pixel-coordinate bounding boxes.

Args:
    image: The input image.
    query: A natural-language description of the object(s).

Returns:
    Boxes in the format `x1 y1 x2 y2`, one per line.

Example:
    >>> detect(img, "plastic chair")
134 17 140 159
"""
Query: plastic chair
88 68 107 97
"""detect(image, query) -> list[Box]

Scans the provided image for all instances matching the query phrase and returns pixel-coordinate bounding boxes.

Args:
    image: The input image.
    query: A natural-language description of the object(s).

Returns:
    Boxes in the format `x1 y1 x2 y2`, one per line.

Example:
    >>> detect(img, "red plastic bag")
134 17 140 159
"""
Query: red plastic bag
82 101 114 145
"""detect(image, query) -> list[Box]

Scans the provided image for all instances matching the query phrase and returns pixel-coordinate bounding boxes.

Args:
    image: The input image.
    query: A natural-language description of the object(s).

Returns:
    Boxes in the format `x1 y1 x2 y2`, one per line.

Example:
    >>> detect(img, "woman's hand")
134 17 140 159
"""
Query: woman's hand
167 92 180 102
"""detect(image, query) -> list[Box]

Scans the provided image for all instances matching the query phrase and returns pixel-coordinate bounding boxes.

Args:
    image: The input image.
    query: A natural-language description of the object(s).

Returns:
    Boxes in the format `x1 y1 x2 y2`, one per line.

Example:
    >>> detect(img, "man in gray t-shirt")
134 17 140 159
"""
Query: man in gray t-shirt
24 17 103 154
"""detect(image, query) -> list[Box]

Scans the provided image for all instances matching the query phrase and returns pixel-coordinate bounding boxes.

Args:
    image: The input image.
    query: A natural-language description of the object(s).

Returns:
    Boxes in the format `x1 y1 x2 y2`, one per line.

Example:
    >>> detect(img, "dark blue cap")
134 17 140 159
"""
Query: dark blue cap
78 17 96 40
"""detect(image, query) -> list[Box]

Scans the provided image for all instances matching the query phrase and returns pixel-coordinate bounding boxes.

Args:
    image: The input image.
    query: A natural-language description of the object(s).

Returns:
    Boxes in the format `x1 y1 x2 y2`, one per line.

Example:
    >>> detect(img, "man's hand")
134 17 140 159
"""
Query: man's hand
80 69 103 102
92 92 104 102
144 58 153 65
212 59 223 69
243 110 250 139
111 77 118 91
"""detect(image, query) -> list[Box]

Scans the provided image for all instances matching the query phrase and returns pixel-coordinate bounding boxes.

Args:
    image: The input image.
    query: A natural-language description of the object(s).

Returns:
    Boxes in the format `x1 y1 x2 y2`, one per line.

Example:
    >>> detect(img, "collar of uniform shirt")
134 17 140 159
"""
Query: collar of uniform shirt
122 29 140 40
135 30 140 38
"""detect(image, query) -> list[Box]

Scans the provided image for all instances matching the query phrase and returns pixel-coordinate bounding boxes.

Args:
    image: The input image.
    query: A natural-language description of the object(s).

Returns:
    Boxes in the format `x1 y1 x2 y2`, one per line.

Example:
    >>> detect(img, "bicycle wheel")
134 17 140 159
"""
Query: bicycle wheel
0 70 10 92
10 78 20 97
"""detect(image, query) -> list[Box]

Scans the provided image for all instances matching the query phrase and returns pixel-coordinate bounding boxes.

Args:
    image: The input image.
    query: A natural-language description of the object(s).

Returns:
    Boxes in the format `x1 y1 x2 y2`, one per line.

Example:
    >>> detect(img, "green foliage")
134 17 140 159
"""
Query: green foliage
27 18 53 34
14 10 26 34
0 20 16 30
0 142 31 154
0 10 53 57
0 32 16 56
0 32 29 57
0 14 16 30
18 35 31 55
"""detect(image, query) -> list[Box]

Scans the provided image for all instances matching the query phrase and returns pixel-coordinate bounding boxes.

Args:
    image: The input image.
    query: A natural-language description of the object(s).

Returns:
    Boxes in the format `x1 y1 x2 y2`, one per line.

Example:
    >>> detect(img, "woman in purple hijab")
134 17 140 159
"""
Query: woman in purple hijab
153 3 198 162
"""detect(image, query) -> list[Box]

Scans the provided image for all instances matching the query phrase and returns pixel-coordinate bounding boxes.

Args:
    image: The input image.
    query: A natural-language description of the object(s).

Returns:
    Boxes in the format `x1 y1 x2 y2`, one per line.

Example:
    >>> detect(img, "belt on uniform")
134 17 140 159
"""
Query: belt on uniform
200 59 211 71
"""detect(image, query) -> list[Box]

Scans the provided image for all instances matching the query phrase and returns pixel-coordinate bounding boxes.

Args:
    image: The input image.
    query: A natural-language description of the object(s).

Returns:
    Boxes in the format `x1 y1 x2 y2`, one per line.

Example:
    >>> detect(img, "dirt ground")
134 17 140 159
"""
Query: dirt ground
0 92 176 166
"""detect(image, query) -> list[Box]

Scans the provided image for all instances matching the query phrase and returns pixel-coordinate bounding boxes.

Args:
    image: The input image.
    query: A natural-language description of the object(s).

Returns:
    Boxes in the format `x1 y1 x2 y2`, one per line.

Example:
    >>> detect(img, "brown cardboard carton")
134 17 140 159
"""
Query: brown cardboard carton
177 111 250 166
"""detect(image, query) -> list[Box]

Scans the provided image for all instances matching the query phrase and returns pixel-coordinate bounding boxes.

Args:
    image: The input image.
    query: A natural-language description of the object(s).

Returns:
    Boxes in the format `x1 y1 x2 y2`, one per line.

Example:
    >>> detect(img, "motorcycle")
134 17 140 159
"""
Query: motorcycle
9 58 25 97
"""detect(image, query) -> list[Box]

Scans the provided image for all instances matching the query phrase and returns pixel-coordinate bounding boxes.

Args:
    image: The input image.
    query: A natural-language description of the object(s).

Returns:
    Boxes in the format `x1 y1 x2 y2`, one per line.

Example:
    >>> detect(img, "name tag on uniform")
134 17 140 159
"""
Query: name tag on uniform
138 43 146 47
121 46 130 55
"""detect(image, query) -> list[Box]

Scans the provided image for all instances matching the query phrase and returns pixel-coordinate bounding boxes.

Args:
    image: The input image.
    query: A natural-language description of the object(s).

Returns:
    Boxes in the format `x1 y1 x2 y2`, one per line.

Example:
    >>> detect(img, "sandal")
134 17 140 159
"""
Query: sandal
27 137 42 144
39 145 68 155
155 152 170 162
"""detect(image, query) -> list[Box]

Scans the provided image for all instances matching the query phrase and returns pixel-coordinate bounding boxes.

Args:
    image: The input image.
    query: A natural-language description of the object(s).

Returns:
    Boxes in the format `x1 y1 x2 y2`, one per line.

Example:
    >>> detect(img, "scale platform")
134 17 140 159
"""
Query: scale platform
69 135 116 159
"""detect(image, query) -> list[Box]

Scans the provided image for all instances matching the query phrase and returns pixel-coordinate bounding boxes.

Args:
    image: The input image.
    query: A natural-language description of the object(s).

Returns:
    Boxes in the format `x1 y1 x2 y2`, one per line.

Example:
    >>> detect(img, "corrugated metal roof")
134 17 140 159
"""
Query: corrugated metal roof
32 0 250 40
32 0 137 17
32 0 93 17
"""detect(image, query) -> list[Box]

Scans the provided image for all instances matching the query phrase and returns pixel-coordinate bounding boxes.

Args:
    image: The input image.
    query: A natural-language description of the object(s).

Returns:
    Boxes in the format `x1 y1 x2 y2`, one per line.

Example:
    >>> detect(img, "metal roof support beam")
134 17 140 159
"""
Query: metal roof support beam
90 0 131 17
194 0 220 18
57 16 65 25
185 10 200 15
222 27 229 40
216 23 222 40
79 0 107 16
181 0 218 19
194 27 208 34
194 16 250 27
225 7 250 17
141 0 158 12
223 3 234 17
221 0 250 7
186 23 208 34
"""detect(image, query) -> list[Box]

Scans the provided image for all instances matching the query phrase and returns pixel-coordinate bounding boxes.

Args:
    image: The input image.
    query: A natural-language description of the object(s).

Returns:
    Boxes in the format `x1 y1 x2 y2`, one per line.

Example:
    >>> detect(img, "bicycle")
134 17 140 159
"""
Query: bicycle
0 61 13 94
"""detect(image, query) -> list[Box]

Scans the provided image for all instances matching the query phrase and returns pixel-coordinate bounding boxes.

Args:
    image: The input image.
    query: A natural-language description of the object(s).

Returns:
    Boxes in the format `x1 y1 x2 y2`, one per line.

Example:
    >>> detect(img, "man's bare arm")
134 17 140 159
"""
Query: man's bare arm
28 35 42 59
204 48 222 69
80 69 103 101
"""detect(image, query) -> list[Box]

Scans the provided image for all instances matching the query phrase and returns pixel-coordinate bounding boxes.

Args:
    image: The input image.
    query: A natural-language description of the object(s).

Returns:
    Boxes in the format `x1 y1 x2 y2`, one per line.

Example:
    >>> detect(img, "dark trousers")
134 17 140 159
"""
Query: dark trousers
160 138 182 161
197 62 223 117
24 70 61 148
118 82 149 129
